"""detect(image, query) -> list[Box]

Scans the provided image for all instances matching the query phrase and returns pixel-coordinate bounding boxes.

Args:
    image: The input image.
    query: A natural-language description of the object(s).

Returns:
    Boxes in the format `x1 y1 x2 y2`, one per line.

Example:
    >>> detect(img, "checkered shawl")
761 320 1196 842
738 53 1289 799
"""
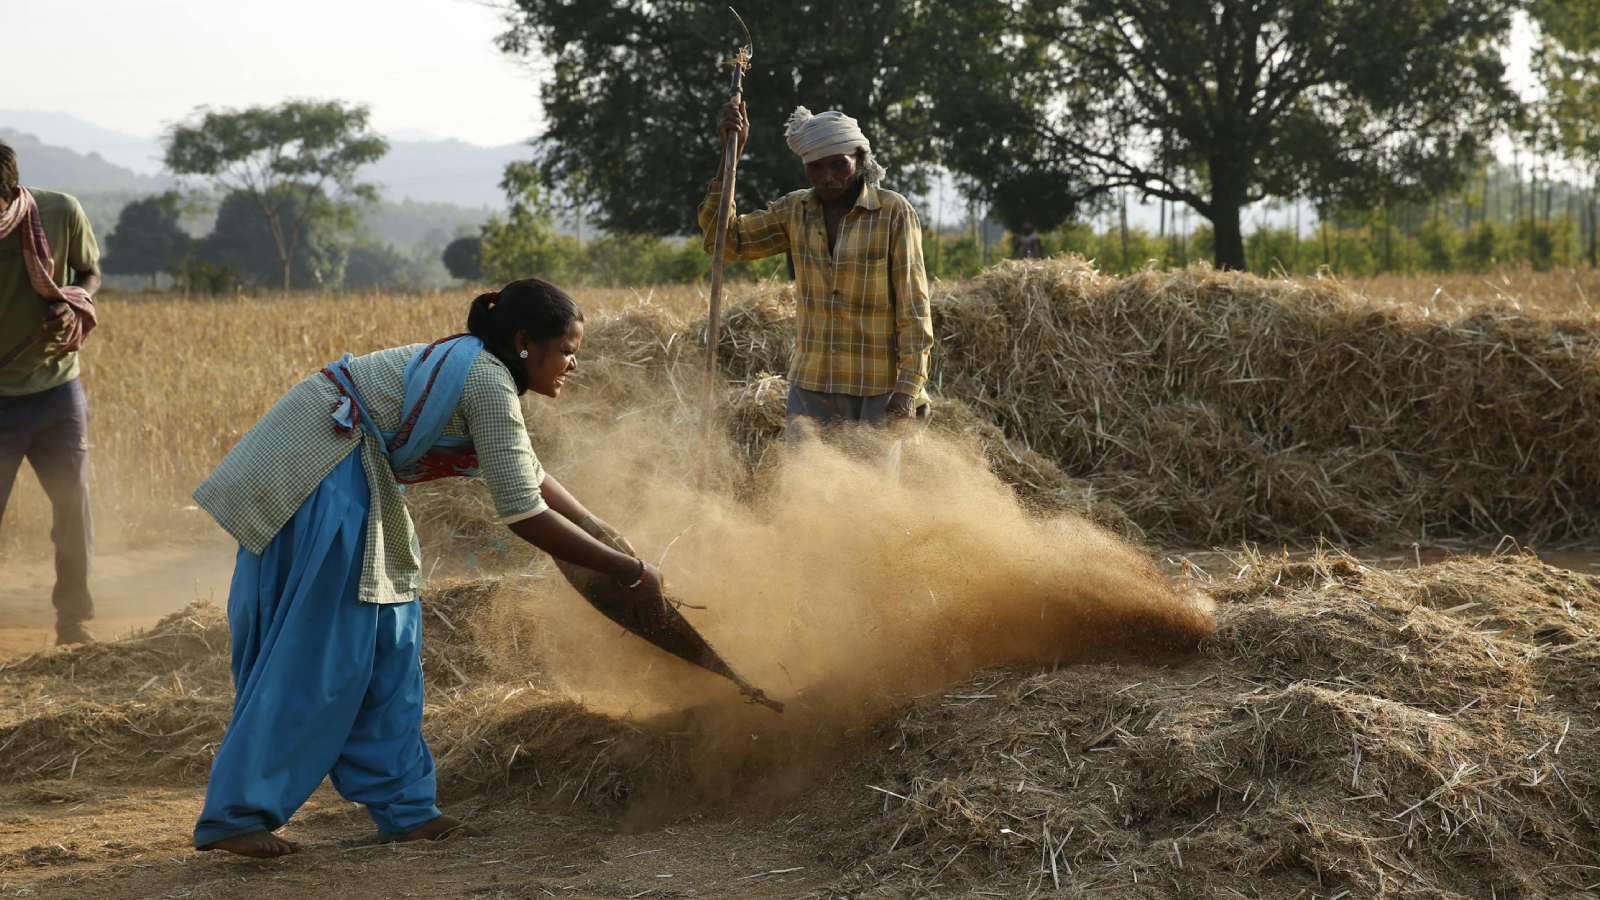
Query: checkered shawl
0 188 97 352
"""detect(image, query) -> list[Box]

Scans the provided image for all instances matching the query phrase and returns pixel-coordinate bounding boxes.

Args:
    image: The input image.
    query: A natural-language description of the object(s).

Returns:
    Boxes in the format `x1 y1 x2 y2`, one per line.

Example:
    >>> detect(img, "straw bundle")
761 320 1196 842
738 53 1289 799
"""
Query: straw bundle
931 258 1600 544
0 604 233 783
823 550 1600 897
0 581 549 785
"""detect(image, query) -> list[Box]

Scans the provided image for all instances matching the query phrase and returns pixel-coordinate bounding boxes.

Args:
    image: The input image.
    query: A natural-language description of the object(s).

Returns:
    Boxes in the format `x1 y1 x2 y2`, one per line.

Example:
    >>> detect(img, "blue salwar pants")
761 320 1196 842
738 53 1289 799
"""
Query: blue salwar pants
193 450 441 847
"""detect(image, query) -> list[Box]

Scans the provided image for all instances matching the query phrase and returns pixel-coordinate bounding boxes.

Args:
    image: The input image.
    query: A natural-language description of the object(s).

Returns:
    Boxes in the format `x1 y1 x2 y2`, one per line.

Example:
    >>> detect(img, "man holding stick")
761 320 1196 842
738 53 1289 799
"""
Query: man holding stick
700 103 933 445
0 139 102 645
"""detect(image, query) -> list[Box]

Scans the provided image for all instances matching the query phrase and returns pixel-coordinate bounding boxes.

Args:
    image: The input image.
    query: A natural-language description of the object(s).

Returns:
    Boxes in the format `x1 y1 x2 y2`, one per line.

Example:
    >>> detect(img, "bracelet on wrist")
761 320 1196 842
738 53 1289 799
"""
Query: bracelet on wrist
619 558 646 589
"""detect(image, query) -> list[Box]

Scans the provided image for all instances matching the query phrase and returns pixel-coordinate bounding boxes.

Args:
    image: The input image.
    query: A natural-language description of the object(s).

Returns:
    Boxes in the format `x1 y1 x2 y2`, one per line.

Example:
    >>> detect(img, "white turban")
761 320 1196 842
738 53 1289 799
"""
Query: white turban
785 106 887 186
785 107 870 164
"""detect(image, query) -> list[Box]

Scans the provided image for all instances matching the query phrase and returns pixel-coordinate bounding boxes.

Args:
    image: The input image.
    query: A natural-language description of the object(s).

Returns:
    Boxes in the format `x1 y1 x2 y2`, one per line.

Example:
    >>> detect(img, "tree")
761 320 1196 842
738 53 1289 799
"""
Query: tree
478 160 575 284
200 188 348 290
442 235 483 282
1532 0 1600 265
102 192 190 285
495 0 947 234
164 99 387 292
344 241 412 290
930 0 1521 269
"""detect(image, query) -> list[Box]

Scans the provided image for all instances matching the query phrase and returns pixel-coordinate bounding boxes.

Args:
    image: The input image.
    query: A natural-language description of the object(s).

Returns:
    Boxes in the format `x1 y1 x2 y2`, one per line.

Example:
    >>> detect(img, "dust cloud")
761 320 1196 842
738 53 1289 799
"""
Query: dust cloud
473 410 1214 792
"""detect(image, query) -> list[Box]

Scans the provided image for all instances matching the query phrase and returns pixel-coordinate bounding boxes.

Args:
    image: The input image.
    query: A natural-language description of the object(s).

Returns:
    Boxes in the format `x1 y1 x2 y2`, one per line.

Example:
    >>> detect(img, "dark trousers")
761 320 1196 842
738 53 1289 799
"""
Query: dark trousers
784 386 930 450
0 378 94 626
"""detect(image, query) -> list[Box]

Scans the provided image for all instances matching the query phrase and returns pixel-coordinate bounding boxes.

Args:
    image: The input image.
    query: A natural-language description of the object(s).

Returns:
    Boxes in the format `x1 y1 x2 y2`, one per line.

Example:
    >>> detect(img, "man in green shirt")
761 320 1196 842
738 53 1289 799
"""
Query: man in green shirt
0 139 103 645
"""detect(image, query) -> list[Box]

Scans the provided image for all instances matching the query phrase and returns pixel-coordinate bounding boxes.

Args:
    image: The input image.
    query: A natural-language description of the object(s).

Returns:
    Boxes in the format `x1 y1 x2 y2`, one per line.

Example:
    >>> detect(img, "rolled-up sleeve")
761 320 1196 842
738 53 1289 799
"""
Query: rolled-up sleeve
460 360 547 524
66 195 99 274
698 179 795 261
890 201 933 397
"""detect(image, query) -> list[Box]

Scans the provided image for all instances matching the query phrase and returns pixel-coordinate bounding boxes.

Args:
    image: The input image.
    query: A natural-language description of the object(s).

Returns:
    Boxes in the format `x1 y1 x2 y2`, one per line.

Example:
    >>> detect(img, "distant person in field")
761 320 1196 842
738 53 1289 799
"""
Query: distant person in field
702 103 934 443
190 279 669 858
1014 221 1043 260
0 139 102 646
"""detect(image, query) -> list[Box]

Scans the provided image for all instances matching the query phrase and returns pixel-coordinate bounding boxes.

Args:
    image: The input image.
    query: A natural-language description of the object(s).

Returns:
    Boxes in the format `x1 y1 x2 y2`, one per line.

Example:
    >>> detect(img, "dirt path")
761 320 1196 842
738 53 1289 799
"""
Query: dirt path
0 539 236 656
0 780 831 899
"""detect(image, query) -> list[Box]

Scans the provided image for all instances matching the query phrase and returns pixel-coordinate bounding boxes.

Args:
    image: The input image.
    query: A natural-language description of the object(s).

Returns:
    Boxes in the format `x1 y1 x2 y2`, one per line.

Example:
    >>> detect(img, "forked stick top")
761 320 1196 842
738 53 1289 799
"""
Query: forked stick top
730 7 752 56
727 7 753 72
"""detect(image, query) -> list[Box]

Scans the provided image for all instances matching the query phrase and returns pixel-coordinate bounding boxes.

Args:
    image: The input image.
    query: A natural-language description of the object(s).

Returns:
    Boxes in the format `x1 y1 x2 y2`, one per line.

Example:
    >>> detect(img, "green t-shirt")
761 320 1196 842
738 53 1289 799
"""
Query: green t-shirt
0 189 99 397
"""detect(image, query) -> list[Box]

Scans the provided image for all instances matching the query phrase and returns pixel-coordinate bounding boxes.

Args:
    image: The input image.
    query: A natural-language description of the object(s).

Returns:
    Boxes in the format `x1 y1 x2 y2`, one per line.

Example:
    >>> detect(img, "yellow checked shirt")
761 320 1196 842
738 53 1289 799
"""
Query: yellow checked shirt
699 179 933 403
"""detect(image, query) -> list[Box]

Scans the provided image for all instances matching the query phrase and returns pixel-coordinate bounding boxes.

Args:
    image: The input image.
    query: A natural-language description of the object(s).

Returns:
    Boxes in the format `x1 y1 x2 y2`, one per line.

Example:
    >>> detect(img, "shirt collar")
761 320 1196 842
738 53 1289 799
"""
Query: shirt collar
807 179 882 213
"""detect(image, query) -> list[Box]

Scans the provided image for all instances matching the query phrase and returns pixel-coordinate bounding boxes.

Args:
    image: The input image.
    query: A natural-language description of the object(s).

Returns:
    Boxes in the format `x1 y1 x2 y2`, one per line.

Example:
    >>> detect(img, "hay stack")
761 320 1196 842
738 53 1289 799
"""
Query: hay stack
0 603 233 782
687 281 797 382
820 550 1600 898
419 578 540 690
933 258 1600 544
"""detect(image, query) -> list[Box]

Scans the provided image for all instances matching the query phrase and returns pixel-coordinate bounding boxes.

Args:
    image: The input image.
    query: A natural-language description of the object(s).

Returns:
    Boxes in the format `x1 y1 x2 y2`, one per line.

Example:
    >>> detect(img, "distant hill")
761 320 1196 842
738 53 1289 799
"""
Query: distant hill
0 110 166 175
0 112 618 244
1 109 531 209
362 138 532 209
0 128 171 195
357 198 493 246
0 129 495 251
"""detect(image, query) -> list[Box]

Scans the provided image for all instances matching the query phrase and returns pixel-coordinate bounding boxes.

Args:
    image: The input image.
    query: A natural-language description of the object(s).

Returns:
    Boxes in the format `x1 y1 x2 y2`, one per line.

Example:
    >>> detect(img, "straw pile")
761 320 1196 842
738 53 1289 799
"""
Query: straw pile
931 258 1600 544
0 604 233 783
617 258 1600 546
0 581 550 785
813 550 1600 898
4 552 1594 896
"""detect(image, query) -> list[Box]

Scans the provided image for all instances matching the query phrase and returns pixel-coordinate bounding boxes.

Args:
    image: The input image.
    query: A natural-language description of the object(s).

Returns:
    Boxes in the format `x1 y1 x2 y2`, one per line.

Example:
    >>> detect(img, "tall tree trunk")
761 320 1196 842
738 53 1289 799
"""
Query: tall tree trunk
1293 200 1301 273
1544 163 1553 226
1479 169 1489 230
1211 198 1246 270
1382 201 1392 273
1210 160 1248 270
1580 183 1593 264
1119 189 1130 271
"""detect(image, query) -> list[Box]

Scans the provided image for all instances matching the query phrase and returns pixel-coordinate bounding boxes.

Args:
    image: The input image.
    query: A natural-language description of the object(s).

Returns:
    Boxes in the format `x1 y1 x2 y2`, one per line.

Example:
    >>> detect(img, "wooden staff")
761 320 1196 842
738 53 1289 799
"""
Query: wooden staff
703 8 753 436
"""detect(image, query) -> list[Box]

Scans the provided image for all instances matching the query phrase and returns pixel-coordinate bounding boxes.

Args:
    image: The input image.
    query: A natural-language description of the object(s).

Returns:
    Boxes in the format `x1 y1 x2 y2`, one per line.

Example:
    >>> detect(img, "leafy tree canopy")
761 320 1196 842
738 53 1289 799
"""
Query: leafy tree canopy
478 160 574 285
496 0 946 235
933 0 1522 269
343 241 413 290
164 99 386 291
102 191 190 282
201 188 347 290
1532 0 1600 162
501 0 1522 270
443 235 484 282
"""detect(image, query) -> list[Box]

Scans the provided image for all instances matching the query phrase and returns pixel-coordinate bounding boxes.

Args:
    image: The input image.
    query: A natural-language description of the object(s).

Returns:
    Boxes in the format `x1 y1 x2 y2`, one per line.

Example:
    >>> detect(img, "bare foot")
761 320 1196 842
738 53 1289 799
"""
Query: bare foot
198 830 301 858
393 815 486 843
56 622 96 646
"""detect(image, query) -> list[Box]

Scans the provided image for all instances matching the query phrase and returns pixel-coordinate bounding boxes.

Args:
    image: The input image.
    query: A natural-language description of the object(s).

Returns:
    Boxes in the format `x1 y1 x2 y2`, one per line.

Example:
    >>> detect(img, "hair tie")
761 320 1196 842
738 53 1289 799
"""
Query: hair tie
487 290 500 305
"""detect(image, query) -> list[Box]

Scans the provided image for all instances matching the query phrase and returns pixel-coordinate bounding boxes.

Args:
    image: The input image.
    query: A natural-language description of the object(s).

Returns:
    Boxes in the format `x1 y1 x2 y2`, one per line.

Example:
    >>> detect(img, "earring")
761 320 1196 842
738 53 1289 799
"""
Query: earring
519 349 529 359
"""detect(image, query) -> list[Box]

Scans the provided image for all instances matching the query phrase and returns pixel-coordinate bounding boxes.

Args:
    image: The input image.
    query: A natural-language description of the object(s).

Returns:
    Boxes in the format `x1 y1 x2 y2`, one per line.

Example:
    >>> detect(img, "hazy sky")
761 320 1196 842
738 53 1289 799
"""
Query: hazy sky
7 0 546 146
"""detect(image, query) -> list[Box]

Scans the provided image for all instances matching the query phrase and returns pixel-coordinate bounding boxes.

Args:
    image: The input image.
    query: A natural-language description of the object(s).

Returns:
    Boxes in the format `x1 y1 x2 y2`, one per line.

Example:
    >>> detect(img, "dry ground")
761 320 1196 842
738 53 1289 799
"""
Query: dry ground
3 547 1597 900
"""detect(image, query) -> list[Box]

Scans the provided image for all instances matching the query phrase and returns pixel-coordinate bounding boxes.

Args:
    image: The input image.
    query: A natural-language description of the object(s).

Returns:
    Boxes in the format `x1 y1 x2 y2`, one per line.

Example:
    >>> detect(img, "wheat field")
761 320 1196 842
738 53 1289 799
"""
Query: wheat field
0 284 714 557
